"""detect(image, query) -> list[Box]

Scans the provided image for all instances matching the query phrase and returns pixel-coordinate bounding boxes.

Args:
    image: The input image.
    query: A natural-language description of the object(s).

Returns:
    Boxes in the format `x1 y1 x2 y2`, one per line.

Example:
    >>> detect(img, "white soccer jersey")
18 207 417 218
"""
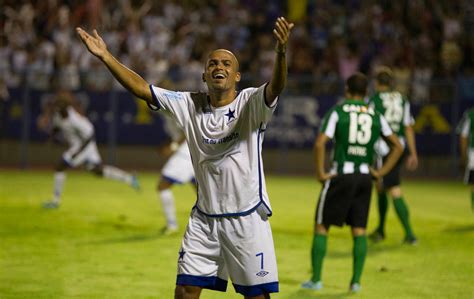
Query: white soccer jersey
52 106 94 148
149 84 277 216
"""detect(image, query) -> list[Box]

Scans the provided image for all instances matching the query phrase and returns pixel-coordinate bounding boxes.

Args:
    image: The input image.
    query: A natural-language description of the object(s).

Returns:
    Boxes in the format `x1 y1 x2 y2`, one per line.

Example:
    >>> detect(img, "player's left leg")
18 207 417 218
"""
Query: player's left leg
174 285 202 299
388 186 417 244
91 164 139 190
43 158 71 209
347 173 372 293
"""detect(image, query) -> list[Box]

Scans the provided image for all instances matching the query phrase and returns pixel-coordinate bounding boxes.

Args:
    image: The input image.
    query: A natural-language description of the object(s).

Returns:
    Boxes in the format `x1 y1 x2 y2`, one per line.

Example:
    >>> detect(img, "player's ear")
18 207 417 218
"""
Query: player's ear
235 72 241 82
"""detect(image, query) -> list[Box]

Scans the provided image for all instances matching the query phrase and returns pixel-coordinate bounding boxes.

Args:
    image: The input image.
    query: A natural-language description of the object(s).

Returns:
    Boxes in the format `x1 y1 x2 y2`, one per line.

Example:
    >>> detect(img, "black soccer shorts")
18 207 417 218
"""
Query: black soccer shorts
315 173 372 228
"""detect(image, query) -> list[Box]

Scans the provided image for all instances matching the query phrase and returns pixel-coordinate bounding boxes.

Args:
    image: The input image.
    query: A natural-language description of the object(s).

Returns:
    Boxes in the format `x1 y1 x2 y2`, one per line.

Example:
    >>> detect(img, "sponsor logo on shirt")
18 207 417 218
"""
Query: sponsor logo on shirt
202 132 240 144
164 92 183 101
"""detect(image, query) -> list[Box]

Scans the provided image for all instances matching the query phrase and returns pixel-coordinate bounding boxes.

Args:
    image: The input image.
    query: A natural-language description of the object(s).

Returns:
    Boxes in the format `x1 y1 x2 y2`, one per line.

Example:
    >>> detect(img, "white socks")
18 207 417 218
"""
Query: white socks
159 189 178 229
52 171 66 203
103 165 132 184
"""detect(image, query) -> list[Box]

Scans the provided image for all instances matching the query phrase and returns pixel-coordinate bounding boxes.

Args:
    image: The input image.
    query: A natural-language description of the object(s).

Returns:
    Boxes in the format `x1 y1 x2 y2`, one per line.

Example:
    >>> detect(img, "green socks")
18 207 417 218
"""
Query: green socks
393 197 415 238
311 234 327 282
351 235 367 284
376 192 388 235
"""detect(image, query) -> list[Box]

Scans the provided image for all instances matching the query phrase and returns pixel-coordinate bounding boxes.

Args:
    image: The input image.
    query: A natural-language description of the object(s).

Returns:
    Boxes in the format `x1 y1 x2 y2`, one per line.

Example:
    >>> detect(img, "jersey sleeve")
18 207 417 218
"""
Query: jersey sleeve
379 114 393 137
320 109 338 139
403 99 415 126
246 83 278 124
149 85 190 129
458 111 471 137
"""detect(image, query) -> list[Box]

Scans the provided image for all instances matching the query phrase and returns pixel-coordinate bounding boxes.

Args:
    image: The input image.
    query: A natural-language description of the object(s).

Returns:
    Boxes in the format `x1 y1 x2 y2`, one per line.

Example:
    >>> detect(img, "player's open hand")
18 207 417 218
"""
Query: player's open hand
405 154 418 171
273 17 294 52
76 28 108 60
369 167 381 180
317 171 335 183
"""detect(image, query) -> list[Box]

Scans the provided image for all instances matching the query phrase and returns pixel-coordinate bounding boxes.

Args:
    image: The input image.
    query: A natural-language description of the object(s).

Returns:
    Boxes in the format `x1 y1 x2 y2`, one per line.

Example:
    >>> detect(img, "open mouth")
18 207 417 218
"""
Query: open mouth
212 73 226 79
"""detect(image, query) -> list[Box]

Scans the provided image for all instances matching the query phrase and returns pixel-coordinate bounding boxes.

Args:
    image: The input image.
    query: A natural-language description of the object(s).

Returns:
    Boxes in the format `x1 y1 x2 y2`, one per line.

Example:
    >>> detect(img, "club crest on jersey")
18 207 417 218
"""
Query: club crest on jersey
256 270 269 277
224 108 237 124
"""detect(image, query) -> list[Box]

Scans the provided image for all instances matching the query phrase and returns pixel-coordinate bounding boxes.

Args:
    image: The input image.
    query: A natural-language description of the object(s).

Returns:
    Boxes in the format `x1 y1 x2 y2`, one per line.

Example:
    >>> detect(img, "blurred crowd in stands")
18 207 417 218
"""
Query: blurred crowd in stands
0 0 473 102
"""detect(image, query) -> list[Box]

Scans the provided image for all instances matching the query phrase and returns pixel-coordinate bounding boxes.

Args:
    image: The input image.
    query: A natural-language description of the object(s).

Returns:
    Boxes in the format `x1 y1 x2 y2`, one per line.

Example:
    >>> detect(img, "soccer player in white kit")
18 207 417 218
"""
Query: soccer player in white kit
38 92 139 209
77 16 293 299
157 115 195 235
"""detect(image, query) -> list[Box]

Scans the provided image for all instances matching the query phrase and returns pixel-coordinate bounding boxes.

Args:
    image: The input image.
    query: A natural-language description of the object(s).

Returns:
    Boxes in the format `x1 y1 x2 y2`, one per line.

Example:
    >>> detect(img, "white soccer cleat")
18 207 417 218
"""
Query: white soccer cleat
301 280 323 291
42 200 60 209
350 283 361 293
161 226 179 236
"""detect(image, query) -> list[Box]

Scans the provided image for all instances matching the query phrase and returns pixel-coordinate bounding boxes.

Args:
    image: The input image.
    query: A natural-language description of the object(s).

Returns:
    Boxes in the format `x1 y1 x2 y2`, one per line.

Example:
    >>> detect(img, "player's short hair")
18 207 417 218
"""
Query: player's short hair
375 66 394 87
346 72 368 97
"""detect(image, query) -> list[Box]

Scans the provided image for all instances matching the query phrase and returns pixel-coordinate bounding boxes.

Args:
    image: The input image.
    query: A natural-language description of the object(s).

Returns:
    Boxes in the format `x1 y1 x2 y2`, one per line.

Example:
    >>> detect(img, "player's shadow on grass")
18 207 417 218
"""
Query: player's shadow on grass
287 289 352 299
325 243 404 259
76 232 173 245
443 224 474 233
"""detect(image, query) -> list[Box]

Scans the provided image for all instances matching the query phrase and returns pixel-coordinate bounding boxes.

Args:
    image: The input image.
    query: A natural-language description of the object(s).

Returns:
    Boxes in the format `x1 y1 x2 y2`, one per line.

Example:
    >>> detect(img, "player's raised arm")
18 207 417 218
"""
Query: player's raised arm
265 17 294 105
76 27 152 105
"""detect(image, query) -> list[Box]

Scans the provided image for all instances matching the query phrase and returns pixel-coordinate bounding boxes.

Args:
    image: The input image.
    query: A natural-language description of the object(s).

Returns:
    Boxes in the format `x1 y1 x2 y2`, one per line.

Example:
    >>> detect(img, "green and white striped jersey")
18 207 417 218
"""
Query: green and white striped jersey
368 91 414 139
458 108 474 148
320 99 393 175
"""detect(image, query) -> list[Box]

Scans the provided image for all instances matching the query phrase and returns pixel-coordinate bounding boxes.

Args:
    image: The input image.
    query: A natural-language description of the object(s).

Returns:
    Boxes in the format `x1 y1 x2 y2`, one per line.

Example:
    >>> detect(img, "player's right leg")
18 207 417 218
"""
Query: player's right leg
369 182 388 242
301 223 328 291
174 285 202 299
43 159 70 209
176 209 229 297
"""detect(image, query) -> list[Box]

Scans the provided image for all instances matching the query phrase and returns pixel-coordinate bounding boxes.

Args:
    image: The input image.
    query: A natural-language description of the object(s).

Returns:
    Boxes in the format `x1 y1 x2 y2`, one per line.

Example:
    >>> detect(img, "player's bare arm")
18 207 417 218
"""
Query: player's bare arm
460 135 468 168
371 134 403 179
314 133 334 183
265 17 294 105
405 125 418 171
76 28 152 105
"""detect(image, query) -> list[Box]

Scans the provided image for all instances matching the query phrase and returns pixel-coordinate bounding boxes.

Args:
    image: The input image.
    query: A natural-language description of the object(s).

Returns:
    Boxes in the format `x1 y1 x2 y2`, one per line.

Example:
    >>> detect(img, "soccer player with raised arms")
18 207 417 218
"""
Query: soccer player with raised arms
302 73 403 293
77 16 293 299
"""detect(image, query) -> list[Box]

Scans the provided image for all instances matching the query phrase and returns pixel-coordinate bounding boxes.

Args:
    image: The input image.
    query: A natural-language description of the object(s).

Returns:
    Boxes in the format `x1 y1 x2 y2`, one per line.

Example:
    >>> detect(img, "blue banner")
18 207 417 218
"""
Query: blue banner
1 88 470 155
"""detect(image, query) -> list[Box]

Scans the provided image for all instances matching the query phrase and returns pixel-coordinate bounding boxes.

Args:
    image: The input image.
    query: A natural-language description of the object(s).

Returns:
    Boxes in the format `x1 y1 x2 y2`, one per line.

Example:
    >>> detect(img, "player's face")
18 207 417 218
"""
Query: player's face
203 50 241 92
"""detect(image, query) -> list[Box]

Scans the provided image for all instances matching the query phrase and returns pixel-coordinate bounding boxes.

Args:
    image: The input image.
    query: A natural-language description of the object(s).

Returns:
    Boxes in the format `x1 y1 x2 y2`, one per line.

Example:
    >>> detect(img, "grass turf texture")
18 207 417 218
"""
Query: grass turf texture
0 170 472 298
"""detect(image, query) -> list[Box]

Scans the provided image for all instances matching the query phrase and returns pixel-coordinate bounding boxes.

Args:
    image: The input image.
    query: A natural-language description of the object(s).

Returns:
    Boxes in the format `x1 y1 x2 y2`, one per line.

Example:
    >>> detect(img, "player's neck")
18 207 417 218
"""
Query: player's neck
208 89 237 107
377 86 391 92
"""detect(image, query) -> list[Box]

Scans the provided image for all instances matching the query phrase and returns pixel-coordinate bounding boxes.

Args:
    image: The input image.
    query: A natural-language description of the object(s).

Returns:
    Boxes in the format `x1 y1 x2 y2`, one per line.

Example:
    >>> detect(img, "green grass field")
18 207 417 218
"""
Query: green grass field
0 170 472 298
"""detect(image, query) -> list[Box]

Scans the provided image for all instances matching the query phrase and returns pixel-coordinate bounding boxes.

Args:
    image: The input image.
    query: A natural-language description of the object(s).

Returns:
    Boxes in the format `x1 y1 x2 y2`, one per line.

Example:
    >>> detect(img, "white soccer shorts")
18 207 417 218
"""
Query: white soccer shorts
161 145 194 184
62 141 101 169
176 205 279 297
